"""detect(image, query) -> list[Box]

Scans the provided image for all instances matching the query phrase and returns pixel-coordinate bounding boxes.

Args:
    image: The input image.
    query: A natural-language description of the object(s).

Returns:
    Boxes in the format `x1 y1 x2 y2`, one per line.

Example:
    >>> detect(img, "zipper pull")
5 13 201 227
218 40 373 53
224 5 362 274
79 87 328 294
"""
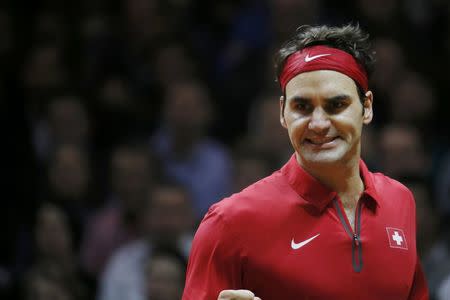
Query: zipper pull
353 234 360 246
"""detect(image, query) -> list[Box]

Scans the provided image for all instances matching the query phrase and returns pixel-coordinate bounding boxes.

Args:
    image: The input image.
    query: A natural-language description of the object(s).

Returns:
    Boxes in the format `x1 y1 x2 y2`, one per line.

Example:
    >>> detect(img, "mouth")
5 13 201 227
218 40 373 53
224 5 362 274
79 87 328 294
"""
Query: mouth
304 137 339 148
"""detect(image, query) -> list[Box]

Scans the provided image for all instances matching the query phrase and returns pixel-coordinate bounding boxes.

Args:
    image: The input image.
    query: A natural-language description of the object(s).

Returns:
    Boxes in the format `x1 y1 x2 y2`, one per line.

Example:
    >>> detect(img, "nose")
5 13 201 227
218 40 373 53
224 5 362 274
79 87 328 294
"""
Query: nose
308 107 331 133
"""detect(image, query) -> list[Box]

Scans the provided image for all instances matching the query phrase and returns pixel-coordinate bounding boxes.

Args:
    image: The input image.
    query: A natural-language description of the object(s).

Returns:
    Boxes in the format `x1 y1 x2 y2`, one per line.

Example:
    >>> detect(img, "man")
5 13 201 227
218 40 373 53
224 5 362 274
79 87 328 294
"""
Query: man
80 143 153 278
182 24 429 300
150 79 233 219
97 182 194 300
145 245 187 300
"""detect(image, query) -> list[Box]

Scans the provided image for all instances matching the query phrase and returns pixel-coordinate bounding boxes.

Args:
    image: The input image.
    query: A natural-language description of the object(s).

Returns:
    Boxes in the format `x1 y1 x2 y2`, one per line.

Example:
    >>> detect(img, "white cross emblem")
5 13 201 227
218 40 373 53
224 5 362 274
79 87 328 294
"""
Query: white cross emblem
386 227 408 250
392 231 403 245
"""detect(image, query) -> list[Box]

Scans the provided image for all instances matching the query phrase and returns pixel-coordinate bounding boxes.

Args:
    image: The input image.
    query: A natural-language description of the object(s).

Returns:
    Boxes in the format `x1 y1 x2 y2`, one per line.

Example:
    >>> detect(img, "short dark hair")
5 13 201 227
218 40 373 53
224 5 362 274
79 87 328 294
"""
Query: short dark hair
149 244 188 273
274 24 376 98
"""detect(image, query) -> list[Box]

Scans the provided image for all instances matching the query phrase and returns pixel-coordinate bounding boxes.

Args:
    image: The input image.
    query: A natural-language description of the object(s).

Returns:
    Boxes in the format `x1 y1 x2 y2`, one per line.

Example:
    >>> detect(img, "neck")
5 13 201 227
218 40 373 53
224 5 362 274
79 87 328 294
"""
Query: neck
297 154 364 199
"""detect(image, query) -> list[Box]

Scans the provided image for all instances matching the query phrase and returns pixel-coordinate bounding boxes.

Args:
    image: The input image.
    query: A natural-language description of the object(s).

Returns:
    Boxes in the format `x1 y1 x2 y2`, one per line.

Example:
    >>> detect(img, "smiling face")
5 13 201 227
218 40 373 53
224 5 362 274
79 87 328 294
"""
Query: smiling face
280 70 373 169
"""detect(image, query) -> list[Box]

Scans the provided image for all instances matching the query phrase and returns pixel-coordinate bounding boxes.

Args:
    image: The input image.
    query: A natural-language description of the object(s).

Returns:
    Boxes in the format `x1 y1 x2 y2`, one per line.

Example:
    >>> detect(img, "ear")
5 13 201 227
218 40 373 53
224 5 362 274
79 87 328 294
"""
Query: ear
280 96 287 128
362 91 373 125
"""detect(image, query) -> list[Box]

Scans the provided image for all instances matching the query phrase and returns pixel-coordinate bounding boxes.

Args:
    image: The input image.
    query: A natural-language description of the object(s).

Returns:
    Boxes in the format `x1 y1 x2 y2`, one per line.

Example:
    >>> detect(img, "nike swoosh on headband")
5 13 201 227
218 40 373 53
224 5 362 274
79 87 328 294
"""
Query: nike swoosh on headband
304 53 331 62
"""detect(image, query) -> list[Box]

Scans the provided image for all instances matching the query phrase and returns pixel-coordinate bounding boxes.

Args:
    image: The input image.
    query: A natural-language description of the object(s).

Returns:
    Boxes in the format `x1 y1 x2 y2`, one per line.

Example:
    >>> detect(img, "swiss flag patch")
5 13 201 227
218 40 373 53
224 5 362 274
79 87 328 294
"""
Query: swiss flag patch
386 227 408 250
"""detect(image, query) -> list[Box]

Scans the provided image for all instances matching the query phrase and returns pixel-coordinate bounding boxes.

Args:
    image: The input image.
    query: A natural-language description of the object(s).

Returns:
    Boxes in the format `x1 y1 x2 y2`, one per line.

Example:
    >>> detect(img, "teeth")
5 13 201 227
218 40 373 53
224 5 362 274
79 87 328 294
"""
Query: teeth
308 137 335 144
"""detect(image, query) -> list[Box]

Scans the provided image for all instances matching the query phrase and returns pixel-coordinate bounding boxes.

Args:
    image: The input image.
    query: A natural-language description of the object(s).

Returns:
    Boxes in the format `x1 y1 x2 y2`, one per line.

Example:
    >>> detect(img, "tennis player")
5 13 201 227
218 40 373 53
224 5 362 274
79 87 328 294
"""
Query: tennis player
182 24 429 300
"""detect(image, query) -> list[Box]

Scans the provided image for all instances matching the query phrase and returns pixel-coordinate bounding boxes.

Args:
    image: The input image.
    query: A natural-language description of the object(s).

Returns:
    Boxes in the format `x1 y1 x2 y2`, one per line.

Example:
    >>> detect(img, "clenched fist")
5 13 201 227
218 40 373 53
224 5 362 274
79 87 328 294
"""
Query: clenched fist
218 289 262 300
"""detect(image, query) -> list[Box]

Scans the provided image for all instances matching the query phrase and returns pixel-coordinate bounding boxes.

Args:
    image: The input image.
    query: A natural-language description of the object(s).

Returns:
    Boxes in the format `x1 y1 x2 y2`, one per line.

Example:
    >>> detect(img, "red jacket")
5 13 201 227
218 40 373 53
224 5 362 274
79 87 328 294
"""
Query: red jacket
183 155 429 300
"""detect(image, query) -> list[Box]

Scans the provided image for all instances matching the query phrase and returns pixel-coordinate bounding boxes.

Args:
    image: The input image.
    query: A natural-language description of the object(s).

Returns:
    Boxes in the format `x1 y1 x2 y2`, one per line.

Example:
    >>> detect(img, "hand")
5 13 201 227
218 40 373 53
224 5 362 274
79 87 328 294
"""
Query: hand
218 289 262 300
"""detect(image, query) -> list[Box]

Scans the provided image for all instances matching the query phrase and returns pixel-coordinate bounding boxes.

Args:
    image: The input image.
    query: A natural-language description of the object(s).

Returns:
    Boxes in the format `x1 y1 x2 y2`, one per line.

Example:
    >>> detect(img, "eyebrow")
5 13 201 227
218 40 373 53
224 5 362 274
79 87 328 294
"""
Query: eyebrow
326 94 351 102
287 94 352 103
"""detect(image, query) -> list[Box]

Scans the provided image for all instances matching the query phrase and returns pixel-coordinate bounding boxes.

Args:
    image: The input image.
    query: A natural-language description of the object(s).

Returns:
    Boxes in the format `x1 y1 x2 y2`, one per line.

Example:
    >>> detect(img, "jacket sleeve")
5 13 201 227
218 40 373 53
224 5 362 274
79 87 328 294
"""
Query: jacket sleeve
182 206 244 300
408 259 430 300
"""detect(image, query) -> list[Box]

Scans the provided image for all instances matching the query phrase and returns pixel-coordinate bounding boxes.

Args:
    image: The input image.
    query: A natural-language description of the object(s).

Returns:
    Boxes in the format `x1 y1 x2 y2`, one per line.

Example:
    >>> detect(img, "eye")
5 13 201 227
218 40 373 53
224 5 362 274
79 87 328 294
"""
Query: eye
326 99 348 113
294 100 312 113
332 101 344 109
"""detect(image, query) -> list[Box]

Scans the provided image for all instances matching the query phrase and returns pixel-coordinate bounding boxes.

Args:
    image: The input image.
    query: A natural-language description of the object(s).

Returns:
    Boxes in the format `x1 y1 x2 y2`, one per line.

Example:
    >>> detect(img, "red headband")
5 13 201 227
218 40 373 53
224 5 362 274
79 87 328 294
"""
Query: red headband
279 45 368 93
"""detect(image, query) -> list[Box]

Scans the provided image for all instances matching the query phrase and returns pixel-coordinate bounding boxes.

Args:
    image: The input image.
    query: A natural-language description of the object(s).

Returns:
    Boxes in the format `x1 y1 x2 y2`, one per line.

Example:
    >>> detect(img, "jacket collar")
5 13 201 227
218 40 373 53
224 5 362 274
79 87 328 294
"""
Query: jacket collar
281 154 380 212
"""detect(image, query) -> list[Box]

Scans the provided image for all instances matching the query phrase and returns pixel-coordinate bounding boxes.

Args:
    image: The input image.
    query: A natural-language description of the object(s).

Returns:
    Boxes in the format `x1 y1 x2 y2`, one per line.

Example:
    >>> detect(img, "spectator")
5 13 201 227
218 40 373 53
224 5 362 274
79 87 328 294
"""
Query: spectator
371 38 407 94
21 42 70 105
91 74 142 152
370 37 408 125
236 92 293 168
80 143 154 278
14 144 93 280
33 95 91 164
151 79 233 219
25 270 74 300
438 271 450 300
152 43 198 90
378 123 430 179
232 151 272 193
402 176 450 300
189 0 272 140
23 203 89 300
98 182 194 300
145 245 187 300
390 71 436 131
45 144 94 242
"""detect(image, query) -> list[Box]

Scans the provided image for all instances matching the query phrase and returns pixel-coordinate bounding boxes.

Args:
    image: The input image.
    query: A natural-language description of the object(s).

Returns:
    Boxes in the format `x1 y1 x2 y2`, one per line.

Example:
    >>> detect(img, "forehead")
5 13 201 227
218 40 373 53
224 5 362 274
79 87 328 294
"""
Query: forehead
151 188 188 206
285 70 358 99
149 256 183 273
168 84 207 104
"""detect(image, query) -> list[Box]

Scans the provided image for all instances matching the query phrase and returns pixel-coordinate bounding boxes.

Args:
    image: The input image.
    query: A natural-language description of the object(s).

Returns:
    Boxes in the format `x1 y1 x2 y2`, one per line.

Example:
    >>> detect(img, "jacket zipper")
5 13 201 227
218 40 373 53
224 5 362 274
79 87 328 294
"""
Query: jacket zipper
333 197 363 272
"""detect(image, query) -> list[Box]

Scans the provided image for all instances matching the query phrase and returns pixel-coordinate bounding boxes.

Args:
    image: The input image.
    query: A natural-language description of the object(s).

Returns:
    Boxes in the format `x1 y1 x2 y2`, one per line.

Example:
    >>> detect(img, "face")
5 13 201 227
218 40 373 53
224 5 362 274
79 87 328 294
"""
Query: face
255 97 291 156
112 150 152 212
379 125 427 177
143 187 194 243
49 98 90 145
146 255 184 300
35 205 72 259
28 276 72 300
234 157 270 192
165 83 211 135
280 70 373 168
49 144 89 199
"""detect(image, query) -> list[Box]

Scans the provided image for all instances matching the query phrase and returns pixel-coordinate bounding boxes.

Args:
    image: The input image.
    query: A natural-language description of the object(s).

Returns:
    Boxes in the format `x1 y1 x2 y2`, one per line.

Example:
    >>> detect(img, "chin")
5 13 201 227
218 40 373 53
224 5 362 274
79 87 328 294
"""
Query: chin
299 149 347 165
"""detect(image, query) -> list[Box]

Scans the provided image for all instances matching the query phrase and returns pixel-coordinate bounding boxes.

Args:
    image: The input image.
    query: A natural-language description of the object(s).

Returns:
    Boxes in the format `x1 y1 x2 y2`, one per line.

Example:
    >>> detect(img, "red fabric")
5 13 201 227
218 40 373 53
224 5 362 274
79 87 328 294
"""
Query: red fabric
408 260 430 300
182 154 429 300
279 45 368 92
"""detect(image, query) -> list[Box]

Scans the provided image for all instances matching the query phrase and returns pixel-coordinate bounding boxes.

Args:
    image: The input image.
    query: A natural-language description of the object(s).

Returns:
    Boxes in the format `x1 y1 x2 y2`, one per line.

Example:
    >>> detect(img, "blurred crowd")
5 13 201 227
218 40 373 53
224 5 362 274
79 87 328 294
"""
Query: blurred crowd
2 0 450 299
